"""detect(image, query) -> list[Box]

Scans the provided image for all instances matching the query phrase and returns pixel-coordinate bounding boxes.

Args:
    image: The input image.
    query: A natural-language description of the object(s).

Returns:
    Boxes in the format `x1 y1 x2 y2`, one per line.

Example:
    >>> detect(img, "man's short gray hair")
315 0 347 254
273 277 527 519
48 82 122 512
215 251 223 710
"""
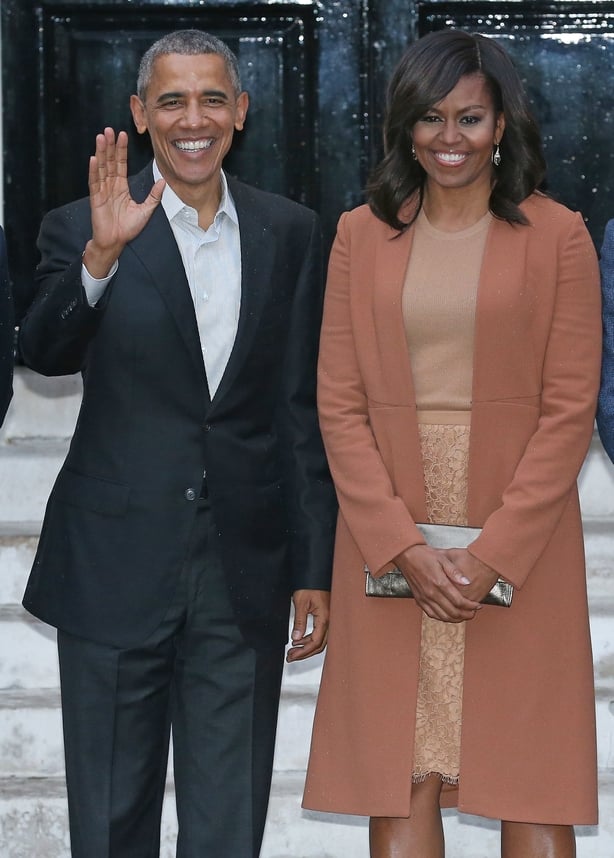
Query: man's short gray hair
137 30 242 100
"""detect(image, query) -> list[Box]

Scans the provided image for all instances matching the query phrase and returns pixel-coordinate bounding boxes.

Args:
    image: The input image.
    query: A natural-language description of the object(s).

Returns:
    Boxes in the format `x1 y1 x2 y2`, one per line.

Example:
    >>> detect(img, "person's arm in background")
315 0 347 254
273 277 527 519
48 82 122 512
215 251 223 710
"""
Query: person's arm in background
0 226 14 427
597 218 614 463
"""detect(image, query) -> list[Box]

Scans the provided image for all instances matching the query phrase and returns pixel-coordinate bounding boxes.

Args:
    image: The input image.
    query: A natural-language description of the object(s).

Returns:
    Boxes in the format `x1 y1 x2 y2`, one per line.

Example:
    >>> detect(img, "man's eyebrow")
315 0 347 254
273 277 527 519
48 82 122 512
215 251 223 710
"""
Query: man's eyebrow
155 89 230 103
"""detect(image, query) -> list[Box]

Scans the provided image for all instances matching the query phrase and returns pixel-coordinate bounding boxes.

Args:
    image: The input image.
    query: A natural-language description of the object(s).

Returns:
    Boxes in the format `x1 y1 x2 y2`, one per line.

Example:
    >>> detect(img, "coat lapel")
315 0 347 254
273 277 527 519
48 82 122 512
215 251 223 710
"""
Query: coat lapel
372 223 417 406
208 178 277 407
127 166 210 399
471 216 531 403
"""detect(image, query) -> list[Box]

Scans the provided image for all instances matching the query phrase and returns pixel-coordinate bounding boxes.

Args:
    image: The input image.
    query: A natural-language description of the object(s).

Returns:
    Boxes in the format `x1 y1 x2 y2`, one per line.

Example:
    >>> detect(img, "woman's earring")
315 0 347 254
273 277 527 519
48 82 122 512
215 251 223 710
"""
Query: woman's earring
492 143 502 167
411 143 417 161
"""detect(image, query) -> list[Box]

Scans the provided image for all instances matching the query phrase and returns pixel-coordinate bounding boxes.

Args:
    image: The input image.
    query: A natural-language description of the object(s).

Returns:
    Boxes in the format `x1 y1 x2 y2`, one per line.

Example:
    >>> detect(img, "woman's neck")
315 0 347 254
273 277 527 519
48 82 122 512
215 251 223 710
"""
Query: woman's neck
422 184 491 232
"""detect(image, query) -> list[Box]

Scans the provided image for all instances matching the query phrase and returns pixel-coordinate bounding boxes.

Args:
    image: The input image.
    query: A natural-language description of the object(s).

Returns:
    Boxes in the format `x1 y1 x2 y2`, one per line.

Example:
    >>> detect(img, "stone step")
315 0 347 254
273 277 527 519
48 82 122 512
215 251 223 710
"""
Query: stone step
0 530 39 604
0 608 59 689
0 442 67 523
0 676 322 778
0 772 613 857
579 435 614 519
0 678 613 780
0 368 80 443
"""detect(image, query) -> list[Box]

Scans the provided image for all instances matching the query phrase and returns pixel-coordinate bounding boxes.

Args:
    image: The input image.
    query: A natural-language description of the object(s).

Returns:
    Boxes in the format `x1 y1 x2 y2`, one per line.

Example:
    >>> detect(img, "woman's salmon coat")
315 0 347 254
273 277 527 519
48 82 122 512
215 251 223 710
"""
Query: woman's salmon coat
303 193 601 824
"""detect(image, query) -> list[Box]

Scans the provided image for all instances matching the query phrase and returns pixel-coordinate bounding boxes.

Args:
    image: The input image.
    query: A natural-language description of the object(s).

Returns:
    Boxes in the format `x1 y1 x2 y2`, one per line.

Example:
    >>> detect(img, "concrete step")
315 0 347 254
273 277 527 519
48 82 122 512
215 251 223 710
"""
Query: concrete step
579 435 614 518
0 442 67 523
0 367 80 443
0 676 612 781
0 772 613 857
0 678 320 778
0 608 59 689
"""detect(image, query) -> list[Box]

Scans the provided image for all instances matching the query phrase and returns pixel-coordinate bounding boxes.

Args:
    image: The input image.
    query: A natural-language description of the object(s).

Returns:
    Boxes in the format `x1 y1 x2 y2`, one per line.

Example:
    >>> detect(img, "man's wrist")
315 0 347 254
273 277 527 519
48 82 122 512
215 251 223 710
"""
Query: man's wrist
83 240 122 279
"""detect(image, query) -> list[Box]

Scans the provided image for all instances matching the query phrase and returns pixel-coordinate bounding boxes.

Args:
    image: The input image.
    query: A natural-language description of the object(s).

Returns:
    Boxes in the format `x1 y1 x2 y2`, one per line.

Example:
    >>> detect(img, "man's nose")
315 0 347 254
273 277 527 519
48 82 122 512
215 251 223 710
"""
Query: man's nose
183 102 207 126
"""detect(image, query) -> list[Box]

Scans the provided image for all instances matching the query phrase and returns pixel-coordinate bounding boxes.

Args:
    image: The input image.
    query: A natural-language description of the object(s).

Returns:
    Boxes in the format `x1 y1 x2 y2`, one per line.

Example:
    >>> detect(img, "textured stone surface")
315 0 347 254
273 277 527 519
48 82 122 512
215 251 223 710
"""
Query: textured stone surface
1 774 614 857
0 613 59 689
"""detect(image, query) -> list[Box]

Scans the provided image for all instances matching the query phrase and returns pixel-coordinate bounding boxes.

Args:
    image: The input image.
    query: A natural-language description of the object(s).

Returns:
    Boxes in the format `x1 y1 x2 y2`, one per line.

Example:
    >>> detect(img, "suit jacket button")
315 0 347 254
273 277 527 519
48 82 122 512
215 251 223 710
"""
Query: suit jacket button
184 488 196 501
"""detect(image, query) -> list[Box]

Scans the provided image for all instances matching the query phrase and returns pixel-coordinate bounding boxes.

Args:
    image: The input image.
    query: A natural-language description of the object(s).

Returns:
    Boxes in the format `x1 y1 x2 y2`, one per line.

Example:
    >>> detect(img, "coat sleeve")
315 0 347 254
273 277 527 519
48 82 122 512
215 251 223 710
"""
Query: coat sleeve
19 203 106 377
0 227 14 426
597 218 614 463
469 211 602 587
317 213 426 576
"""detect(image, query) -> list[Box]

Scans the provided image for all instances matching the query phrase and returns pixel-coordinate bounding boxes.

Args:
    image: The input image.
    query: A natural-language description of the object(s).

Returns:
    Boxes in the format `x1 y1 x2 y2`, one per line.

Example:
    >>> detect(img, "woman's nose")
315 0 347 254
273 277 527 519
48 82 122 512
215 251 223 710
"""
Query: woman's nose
439 120 462 145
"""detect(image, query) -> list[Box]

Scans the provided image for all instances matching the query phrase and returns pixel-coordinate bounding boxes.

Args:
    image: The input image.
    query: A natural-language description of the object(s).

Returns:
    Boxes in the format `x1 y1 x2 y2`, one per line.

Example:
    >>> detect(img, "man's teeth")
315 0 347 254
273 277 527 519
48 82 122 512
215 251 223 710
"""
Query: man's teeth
175 140 214 151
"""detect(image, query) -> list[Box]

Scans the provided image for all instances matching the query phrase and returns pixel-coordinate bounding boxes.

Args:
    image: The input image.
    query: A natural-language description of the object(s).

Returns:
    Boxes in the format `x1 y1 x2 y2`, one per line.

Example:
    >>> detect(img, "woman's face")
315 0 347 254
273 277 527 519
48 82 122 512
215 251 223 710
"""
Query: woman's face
411 73 505 197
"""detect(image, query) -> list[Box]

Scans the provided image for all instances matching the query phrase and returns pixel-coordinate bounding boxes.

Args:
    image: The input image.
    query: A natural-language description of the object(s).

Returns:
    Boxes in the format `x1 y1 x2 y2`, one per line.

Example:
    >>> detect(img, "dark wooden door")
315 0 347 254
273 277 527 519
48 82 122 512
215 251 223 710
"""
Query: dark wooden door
3 0 613 317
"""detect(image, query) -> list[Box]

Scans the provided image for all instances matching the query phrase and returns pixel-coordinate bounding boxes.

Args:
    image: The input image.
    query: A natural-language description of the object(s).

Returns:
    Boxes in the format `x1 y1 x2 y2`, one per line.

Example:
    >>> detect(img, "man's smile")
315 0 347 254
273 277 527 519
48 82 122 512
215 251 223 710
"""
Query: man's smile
173 138 215 151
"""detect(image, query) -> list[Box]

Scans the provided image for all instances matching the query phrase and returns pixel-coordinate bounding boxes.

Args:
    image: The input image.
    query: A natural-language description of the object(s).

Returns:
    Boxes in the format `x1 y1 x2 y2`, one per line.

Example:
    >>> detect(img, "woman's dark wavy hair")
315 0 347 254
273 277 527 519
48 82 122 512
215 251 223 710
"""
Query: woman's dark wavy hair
368 29 546 231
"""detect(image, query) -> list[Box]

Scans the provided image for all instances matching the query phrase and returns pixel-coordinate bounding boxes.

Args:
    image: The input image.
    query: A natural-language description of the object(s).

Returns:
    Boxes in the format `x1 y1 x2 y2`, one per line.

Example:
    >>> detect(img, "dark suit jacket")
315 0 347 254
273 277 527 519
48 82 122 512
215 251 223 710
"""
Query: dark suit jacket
0 227 14 426
597 218 614 462
19 165 336 649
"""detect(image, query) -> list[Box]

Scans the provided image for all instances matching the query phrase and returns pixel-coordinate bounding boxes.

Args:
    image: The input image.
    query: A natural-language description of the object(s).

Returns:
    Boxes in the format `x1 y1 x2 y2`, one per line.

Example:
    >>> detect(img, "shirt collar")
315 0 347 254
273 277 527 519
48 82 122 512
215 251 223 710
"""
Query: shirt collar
152 161 238 227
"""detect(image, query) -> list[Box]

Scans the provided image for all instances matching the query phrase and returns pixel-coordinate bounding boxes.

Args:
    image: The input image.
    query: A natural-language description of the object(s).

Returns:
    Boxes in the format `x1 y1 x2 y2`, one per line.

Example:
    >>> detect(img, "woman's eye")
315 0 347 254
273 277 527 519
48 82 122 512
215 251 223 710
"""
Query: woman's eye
460 115 480 125
421 114 441 123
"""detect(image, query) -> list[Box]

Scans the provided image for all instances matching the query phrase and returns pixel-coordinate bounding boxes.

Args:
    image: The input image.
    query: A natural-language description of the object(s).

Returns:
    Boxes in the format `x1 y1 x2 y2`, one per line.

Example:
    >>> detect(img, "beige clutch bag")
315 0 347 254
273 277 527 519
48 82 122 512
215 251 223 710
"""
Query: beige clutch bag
365 523 513 608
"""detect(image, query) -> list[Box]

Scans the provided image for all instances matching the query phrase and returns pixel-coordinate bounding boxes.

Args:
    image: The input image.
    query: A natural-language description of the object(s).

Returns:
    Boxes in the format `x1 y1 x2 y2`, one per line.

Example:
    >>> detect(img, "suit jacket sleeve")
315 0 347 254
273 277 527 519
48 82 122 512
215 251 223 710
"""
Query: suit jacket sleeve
19 202 106 376
597 218 614 463
0 227 14 425
277 211 337 591
469 211 602 587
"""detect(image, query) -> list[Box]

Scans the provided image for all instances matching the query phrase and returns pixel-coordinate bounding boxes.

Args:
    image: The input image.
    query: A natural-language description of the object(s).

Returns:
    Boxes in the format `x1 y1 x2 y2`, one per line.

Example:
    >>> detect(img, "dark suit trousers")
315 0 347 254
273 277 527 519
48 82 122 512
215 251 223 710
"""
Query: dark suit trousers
57 499 285 858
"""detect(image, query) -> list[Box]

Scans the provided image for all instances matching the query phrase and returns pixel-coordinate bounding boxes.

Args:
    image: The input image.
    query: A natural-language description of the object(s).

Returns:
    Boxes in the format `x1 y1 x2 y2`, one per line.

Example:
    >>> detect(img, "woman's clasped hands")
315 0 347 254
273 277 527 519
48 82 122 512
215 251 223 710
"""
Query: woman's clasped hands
393 544 499 623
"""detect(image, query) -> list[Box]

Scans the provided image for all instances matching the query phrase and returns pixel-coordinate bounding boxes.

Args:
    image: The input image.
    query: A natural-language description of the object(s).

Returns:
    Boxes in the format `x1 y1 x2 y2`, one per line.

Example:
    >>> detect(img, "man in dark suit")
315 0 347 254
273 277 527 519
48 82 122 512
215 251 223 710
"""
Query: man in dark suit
0 226 14 426
19 30 336 858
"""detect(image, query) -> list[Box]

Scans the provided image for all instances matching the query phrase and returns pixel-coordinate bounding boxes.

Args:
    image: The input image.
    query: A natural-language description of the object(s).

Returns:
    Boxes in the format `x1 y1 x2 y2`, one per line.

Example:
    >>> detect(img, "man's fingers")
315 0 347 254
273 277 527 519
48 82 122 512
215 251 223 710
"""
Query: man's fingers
286 589 330 662
147 178 166 206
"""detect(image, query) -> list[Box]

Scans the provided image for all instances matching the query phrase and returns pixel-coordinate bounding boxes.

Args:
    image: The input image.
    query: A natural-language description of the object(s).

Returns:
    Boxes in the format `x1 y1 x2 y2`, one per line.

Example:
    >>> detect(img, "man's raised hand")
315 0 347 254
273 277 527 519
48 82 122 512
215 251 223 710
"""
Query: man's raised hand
83 127 165 278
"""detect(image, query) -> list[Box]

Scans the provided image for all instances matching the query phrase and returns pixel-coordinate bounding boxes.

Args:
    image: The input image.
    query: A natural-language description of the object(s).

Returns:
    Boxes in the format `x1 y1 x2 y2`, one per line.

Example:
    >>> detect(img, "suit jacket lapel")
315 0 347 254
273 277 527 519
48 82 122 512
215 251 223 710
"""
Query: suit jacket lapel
127 166 211 401
209 178 277 407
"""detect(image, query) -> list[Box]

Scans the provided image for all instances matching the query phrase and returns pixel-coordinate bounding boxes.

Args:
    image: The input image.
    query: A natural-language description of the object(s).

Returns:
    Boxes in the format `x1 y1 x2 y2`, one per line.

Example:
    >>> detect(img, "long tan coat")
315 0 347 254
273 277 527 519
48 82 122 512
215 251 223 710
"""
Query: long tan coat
303 194 601 824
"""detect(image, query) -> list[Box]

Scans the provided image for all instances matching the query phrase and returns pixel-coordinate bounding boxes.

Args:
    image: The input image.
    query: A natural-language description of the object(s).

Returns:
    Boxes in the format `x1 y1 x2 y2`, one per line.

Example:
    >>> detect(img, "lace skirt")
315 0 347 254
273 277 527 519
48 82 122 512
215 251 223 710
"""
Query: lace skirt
412 421 470 785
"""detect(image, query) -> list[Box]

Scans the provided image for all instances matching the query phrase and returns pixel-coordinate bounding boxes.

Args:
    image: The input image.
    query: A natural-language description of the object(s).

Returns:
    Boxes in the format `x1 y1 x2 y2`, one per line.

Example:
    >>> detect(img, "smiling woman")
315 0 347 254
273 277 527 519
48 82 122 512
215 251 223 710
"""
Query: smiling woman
303 28 601 858
410 74 505 215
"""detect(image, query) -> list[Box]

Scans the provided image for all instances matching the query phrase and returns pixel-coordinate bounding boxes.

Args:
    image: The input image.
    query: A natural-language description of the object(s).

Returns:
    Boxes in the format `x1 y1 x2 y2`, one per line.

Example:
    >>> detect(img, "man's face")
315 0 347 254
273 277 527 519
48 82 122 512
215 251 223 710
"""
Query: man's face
130 52 248 204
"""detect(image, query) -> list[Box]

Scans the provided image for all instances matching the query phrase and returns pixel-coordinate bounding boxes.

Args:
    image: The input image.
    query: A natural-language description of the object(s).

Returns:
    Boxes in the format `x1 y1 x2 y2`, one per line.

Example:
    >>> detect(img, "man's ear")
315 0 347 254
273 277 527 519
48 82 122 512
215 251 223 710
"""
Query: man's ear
130 94 148 136
234 91 249 132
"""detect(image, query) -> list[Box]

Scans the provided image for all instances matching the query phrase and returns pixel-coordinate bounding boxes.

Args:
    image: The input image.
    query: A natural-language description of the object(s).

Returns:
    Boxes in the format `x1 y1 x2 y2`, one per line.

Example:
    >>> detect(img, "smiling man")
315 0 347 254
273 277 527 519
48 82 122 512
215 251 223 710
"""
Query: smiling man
18 30 335 858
